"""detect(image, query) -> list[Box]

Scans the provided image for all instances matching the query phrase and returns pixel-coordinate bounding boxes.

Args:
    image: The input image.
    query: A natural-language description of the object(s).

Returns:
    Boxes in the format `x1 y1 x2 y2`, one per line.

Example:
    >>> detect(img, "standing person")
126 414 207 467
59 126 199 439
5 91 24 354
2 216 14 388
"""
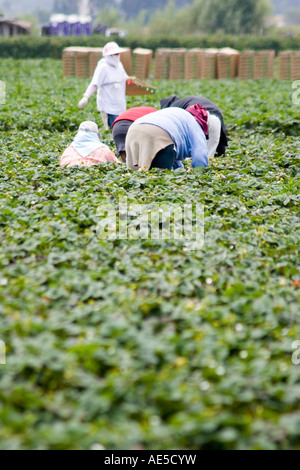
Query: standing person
60 121 119 168
160 95 228 158
78 42 129 130
125 106 209 172
111 106 158 162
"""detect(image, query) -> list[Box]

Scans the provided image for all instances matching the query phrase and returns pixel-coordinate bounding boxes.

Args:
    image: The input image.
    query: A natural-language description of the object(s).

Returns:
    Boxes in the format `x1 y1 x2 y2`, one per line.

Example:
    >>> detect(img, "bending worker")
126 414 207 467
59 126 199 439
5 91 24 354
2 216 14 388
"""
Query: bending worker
125 106 209 172
60 121 118 168
160 95 228 158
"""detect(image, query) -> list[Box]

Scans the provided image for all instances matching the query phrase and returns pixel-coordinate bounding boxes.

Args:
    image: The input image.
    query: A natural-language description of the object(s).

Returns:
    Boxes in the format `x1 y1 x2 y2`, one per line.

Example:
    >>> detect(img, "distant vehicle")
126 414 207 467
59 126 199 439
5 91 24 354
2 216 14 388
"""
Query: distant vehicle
41 14 92 37
93 23 109 35
105 28 128 38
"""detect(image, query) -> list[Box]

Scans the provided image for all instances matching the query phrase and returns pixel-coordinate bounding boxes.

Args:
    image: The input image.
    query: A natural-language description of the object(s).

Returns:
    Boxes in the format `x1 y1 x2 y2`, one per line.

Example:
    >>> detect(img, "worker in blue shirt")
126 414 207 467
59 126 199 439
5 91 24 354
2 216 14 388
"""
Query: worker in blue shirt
125 107 209 172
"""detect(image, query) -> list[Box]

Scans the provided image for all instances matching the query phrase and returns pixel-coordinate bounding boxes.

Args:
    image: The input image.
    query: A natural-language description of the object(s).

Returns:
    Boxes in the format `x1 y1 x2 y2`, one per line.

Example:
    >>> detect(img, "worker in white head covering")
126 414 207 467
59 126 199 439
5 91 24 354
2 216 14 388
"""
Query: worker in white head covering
78 42 129 130
60 121 119 168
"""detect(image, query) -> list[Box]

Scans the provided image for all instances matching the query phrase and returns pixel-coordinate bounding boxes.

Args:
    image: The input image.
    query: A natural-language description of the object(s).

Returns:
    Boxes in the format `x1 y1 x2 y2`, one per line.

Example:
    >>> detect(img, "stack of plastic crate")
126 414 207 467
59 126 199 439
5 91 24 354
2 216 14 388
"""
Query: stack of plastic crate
153 49 172 79
217 47 240 79
168 48 187 80
238 51 255 80
74 47 91 78
62 47 80 77
120 48 132 75
184 48 204 80
132 48 153 80
89 48 103 77
291 51 300 80
278 51 292 80
253 50 275 79
202 49 218 79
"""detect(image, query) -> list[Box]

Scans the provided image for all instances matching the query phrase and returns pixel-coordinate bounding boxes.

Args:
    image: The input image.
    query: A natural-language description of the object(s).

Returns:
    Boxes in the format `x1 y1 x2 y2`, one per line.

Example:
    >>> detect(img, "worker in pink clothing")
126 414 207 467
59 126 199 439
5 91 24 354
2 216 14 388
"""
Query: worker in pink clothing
60 121 119 168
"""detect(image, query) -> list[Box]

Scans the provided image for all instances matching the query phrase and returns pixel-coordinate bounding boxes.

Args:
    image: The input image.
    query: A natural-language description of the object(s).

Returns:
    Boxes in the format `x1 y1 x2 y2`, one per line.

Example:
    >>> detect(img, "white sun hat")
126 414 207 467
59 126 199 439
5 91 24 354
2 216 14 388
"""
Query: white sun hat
102 42 123 57
79 121 99 133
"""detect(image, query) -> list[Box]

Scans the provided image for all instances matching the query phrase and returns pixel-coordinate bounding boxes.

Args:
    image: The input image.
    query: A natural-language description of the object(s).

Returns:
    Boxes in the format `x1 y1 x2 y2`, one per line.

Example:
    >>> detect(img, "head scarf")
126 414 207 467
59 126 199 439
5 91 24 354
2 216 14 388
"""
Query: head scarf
186 104 209 139
105 55 121 68
72 121 106 158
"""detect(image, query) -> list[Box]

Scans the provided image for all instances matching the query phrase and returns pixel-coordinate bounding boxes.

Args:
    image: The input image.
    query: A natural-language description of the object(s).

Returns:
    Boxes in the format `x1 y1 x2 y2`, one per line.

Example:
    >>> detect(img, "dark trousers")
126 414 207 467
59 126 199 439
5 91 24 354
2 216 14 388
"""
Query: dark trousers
150 145 176 170
108 114 119 129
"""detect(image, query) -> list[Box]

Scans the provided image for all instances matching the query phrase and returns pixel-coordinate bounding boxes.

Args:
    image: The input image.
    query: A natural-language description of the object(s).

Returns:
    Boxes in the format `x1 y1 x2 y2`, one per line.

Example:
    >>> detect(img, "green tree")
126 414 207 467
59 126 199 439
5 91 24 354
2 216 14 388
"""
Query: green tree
18 13 40 35
125 9 149 36
178 0 270 34
198 0 272 34
146 0 272 36
147 1 183 36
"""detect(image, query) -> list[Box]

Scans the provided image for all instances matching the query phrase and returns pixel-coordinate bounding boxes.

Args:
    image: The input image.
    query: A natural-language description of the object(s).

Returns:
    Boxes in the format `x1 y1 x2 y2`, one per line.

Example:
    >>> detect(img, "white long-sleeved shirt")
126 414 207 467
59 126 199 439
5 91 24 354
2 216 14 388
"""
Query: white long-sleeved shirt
86 58 128 115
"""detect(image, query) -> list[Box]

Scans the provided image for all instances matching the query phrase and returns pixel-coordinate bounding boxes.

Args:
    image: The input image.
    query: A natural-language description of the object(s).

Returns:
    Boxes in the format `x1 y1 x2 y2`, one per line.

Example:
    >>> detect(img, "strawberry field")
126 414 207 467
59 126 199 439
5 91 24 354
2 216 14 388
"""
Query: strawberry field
0 58 299 450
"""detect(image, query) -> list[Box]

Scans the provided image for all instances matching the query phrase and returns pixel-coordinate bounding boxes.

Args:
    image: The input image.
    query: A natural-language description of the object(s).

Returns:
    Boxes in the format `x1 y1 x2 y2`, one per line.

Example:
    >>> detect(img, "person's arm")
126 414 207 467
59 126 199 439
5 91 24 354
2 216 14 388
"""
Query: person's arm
78 61 105 109
78 84 97 109
84 84 97 99
190 132 209 168
191 147 208 168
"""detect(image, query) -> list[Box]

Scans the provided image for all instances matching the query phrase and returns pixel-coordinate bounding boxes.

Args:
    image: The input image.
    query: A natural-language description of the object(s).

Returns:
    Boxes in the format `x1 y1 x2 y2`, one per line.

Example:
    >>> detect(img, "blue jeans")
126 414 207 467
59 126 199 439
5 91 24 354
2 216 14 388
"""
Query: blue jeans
108 114 119 129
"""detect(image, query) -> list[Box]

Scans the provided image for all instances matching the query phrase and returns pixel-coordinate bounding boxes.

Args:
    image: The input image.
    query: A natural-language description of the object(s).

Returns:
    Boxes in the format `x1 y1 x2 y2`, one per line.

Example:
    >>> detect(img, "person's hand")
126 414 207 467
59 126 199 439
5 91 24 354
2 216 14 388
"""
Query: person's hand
78 96 88 109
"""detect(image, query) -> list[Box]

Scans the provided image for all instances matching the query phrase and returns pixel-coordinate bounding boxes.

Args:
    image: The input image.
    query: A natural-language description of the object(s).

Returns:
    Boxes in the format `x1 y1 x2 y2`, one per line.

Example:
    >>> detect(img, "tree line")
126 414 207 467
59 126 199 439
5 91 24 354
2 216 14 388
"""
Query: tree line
51 0 272 35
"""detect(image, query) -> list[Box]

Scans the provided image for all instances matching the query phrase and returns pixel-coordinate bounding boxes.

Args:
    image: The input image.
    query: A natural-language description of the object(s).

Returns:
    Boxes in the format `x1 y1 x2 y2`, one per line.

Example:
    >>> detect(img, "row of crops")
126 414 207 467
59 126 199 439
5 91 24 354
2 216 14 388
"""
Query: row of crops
0 58 299 450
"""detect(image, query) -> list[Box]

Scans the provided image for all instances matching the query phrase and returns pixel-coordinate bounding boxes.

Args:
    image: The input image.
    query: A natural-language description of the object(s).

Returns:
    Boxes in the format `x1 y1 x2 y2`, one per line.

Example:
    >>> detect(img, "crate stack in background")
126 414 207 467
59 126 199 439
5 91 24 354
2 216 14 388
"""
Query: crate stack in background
132 48 153 80
153 48 172 79
89 48 103 77
238 51 255 79
278 51 293 80
217 48 240 79
168 48 187 80
253 50 275 79
202 49 218 79
74 47 91 78
63 47 93 78
63 46 300 81
278 51 300 80
291 51 300 80
62 47 82 77
120 47 132 75
184 48 203 79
